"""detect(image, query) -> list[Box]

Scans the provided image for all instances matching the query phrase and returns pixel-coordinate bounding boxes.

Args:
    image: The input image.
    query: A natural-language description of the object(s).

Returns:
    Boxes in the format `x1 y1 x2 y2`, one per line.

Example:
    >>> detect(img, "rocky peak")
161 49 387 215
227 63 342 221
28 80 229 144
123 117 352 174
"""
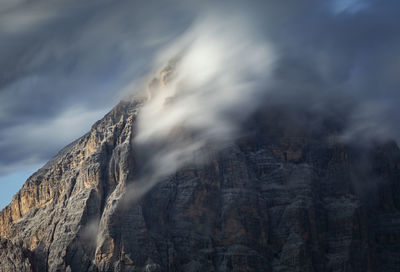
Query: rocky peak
0 82 400 271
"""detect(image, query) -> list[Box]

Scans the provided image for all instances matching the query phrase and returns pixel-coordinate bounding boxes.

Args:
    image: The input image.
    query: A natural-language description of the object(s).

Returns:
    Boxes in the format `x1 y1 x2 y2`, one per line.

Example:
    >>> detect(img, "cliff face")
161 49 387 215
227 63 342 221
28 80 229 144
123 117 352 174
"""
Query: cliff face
0 99 143 272
1 94 400 272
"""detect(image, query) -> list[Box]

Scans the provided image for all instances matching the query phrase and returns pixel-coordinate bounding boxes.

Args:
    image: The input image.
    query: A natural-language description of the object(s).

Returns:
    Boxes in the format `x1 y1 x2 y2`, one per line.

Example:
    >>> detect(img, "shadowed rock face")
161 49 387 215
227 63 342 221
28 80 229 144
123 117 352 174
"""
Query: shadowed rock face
0 96 400 272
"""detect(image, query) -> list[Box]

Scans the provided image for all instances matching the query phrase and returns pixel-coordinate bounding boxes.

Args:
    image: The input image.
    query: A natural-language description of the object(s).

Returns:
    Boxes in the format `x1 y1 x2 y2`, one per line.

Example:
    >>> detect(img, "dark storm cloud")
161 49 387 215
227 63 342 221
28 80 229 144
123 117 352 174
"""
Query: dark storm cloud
1 0 400 176
295 0 400 142
0 0 193 120
240 0 400 144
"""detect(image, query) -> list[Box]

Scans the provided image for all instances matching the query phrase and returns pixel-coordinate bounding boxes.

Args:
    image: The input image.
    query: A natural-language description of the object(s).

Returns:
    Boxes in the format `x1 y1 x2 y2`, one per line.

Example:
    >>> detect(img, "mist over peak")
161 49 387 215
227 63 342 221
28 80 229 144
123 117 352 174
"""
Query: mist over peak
1 0 400 177
107 7 400 202
120 15 276 201
1 2 400 271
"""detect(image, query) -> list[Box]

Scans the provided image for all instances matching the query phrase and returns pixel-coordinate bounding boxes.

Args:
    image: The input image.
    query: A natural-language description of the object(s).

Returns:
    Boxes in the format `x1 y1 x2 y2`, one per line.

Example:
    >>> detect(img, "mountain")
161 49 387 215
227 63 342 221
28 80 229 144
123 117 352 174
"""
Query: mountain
1 70 400 272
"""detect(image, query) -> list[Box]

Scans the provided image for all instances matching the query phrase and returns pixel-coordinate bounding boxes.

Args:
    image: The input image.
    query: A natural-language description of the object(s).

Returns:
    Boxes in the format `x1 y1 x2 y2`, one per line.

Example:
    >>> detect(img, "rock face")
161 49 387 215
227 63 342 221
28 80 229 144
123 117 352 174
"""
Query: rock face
0 95 400 271
0 237 33 272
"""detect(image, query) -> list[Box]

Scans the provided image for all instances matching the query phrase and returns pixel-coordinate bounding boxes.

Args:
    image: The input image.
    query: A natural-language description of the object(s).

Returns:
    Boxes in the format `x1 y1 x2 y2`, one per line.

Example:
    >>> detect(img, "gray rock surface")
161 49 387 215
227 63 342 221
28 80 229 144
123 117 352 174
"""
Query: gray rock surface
0 237 33 272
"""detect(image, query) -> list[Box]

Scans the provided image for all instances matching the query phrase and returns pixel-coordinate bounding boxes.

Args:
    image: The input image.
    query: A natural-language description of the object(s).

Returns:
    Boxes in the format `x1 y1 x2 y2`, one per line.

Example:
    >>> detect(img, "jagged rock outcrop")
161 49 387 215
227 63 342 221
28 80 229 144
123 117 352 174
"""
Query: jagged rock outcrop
0 237 33 272
0 83 400 271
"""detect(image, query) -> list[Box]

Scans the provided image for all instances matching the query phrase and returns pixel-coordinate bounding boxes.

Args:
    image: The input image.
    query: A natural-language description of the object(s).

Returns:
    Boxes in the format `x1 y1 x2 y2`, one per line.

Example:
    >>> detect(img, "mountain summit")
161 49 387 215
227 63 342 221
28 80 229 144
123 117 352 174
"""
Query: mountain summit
1 66 400 272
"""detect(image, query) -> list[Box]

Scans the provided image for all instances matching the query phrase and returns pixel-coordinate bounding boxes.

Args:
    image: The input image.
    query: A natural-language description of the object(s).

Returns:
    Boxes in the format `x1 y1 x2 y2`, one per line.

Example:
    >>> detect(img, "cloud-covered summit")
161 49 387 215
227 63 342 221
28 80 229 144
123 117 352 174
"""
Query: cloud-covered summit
1 0 400 176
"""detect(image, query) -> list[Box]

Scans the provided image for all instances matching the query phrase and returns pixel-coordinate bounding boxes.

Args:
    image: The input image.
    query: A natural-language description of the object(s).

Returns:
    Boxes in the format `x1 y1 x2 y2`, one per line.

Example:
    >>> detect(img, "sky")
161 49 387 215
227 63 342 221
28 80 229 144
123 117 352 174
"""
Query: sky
1 0 400 209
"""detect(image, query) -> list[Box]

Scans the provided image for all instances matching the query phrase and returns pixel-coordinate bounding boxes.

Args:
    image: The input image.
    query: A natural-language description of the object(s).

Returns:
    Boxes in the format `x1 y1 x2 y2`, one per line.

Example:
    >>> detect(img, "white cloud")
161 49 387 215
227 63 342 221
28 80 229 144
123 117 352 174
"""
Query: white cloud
125 14 276 202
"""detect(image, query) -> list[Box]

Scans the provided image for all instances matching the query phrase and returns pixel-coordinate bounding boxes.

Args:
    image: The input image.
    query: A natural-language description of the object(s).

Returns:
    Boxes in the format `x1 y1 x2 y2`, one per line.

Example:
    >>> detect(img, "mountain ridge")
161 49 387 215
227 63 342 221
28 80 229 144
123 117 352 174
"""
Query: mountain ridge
1 86 400 271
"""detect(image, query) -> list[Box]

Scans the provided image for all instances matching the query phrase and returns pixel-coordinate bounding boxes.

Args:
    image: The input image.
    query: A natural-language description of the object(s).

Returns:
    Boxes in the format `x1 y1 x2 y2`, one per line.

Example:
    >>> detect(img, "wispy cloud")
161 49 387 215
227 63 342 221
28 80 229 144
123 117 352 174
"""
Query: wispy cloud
1 0 400 179
331 0 369 14
0 105 107 175
125 13 275 201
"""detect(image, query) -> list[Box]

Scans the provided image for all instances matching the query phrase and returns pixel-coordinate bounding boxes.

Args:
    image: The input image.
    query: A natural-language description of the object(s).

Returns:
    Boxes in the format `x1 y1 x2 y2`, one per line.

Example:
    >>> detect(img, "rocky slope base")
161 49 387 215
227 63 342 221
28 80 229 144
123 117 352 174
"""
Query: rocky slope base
0 95 400 272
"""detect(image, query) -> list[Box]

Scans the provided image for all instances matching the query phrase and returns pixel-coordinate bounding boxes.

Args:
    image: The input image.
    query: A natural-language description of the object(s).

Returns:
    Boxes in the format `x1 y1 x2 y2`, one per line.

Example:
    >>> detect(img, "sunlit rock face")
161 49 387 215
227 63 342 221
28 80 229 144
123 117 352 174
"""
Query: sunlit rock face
0 66 400 272
0 99 144 272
